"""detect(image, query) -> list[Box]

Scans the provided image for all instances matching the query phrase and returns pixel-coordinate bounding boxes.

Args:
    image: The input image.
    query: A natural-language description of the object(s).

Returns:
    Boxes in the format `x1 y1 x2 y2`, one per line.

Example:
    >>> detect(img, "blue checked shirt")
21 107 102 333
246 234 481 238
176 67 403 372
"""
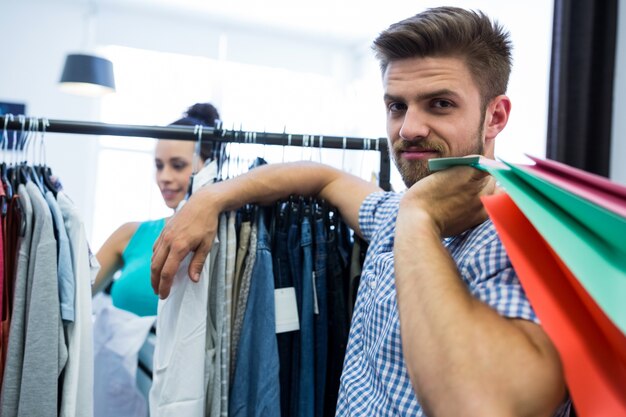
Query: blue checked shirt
335 191 570 417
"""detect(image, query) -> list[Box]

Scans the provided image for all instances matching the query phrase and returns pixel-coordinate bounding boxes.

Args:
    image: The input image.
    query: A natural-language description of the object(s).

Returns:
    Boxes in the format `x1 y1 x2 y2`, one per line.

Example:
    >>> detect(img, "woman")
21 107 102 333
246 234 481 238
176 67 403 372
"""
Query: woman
92 103 220 316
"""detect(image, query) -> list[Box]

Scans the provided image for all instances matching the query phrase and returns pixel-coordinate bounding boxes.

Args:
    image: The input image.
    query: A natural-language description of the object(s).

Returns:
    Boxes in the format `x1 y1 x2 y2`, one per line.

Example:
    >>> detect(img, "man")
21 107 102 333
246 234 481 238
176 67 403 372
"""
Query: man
152 7 569 416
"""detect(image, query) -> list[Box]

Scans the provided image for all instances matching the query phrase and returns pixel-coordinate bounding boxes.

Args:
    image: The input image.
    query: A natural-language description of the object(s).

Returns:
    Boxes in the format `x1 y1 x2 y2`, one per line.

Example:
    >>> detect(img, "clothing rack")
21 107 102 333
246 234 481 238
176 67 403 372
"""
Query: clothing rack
0 116 391 191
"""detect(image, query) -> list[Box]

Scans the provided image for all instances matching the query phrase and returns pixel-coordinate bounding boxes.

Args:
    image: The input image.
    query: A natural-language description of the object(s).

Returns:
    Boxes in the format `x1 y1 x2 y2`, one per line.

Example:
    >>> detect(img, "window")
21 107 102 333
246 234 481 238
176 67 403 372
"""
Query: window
92 45 382 250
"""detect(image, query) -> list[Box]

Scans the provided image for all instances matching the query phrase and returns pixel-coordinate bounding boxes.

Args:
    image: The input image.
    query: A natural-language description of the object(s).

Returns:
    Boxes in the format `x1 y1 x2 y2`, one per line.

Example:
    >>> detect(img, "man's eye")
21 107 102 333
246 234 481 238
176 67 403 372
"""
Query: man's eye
155 163 163 170
389 102 407 112
432 100 453 109
173 163 188 171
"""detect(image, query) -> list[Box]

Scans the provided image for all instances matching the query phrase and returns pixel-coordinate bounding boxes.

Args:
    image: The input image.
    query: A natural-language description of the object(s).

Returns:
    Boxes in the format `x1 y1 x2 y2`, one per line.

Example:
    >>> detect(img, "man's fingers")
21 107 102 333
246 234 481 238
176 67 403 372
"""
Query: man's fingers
188 241 212 282
154 241 192 299
151 226 190 299
151 234 168 295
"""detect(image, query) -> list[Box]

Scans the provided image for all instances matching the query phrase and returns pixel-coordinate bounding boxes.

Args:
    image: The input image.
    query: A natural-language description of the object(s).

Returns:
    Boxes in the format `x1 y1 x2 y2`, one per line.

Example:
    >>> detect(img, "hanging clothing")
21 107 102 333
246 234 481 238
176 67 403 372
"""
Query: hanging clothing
323 214 352 417
1 191 23 389
93 294 155 417
298 204 315 417
272 202 295 417
313 210 329 417
58 191 98 417
287 201 303 417
0 185 32 417
219 211 236 417
0 185 6 387
110 218 166 317
45 190 75 322
150 160 218 417
229 207 280 417
230 219 257 375
17 181 67 417
150 248 219 417
207 213 227 416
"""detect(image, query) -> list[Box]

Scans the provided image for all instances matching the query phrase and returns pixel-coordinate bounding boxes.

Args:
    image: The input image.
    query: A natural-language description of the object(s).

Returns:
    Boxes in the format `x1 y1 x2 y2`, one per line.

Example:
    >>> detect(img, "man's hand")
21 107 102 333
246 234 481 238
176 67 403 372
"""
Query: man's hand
151 187 220 299
399 163 497 238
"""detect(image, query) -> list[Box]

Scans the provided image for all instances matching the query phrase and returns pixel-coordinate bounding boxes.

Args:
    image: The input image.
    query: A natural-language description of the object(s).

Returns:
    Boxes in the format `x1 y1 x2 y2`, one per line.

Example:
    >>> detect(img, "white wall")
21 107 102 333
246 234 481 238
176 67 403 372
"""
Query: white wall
0 0 363 239
611 0 626 185
0 1 102 235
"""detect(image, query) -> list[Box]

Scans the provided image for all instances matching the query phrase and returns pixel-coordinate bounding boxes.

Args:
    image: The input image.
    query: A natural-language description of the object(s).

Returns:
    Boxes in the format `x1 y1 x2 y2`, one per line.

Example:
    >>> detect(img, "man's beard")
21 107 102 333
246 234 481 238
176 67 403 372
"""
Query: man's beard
390 123 485 188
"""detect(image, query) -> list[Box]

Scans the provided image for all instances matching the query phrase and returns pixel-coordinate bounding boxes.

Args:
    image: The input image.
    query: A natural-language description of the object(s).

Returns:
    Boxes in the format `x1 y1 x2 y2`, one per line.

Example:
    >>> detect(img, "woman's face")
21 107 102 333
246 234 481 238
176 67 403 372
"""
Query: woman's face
154 140 199 209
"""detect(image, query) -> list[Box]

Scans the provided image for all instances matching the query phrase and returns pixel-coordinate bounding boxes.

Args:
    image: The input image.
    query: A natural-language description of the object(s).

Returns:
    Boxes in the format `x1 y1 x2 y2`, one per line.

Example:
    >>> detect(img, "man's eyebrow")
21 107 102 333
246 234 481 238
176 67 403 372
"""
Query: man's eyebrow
384 89 460 102
416 89 460 101
383 93 403 102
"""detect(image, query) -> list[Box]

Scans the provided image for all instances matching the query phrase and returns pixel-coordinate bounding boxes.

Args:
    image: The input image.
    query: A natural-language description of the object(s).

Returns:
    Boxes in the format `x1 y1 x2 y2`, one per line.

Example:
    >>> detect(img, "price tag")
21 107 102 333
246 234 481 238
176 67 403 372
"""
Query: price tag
275 287 300 334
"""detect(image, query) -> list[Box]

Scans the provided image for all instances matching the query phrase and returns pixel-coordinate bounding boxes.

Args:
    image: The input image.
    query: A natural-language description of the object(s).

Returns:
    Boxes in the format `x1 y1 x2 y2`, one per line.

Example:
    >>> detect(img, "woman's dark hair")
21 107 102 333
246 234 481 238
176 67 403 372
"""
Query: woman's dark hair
169 103 221 161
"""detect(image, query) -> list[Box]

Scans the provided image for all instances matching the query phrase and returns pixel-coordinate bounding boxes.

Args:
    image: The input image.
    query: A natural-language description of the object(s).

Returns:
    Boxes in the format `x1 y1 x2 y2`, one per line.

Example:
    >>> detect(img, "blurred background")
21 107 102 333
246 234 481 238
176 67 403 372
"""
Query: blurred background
1 0 624 250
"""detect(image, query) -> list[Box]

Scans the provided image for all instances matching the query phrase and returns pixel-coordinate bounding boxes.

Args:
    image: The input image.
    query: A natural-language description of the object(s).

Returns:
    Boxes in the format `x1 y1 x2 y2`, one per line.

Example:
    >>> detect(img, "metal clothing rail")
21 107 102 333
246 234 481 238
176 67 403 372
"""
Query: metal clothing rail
0 116 391 191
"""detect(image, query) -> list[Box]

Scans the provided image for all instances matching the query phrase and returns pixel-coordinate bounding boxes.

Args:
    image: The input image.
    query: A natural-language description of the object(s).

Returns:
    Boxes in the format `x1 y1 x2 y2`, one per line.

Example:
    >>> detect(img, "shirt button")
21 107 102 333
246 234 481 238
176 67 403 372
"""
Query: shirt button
369 280 377 289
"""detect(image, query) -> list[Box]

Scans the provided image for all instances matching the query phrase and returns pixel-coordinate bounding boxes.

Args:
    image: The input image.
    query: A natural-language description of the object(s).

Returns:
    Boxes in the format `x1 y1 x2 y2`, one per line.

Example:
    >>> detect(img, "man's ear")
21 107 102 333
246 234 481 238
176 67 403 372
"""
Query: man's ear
484 95 511 140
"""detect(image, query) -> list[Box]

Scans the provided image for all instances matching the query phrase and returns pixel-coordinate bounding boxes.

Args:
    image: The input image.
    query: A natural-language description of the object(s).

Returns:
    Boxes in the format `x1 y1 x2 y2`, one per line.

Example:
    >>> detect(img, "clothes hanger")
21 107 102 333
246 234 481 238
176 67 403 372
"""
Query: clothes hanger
24 117 46 194
185 124 203 197
1 113 14 200
36 118 58 196
341 136 347 172
318 135 324 164
9 115 31 191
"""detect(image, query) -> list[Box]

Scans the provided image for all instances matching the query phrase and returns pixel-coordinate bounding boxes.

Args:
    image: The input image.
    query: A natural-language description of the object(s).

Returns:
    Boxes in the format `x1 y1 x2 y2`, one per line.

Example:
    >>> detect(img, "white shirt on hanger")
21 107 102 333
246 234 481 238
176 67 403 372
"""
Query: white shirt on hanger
150 160 219 417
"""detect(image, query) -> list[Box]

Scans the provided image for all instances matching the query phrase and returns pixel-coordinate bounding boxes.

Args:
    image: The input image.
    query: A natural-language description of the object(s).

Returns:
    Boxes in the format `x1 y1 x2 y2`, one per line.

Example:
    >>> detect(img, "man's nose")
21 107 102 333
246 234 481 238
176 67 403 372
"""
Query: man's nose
399 107 429 141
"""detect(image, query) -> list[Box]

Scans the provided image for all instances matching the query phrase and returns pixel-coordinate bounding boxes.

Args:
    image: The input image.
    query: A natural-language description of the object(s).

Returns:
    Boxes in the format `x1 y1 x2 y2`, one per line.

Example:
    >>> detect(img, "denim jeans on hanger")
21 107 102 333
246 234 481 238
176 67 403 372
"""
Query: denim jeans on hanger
313 209 329 417
287 199 302 417
229 207 280 417
298 202 315 417
324 212 352 417
337 218 353 303
272 202 294 417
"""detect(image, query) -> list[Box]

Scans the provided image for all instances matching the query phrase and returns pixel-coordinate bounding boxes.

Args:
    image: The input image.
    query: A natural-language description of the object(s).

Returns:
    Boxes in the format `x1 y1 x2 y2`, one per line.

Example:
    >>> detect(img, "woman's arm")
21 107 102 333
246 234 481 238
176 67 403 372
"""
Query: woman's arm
92 222 139 294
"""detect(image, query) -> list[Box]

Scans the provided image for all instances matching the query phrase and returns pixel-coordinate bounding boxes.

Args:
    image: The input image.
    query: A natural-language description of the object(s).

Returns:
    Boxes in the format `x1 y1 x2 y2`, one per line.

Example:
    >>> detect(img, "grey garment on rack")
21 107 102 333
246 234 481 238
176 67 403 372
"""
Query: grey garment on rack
207 213 227 417
230 219 257 376
220 211 237 416
18 181 67 417
230 221 250 342
0 185 33 417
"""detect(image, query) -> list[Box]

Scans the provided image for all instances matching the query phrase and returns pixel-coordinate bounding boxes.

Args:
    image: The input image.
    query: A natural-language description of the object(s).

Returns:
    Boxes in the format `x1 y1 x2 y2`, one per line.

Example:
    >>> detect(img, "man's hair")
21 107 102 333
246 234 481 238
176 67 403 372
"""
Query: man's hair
372 7 512 108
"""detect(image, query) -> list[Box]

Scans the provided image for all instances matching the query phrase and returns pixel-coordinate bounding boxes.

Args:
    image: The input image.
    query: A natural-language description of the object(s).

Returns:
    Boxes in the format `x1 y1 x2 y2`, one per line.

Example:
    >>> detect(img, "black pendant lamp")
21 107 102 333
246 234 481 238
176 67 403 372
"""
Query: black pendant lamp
59 53 116 96
59 1 115 97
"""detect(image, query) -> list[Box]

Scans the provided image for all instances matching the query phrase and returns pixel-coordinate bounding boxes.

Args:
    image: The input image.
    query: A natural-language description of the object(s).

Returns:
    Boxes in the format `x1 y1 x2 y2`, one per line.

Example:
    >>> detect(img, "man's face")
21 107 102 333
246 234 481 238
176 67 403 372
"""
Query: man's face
383 56 493 188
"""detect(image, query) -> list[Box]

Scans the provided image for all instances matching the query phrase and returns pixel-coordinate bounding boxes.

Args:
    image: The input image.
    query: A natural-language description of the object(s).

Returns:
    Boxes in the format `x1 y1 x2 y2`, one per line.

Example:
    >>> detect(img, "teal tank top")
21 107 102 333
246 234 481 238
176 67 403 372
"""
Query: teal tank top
110 218 166 316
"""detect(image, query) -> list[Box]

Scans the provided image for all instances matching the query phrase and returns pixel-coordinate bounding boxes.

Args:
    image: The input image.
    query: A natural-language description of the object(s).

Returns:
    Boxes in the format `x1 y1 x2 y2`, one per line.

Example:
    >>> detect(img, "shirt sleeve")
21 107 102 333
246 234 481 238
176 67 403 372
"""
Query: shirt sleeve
358 191 399 243
464 234 539 323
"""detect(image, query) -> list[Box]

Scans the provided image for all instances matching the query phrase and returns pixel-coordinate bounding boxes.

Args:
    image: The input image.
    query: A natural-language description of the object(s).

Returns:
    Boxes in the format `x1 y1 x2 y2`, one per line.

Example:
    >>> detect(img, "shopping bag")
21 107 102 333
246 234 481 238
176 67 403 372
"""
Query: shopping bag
481 163 626 335
504 160 626 256
483 193 626 417
523 154 626 218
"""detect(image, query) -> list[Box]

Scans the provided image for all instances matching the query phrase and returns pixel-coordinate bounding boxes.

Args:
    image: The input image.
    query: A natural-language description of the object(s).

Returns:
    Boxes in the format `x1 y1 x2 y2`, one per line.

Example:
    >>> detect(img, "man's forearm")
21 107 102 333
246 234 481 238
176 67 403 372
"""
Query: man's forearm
192 161 379 235
195 161 341 212
394 214 565 417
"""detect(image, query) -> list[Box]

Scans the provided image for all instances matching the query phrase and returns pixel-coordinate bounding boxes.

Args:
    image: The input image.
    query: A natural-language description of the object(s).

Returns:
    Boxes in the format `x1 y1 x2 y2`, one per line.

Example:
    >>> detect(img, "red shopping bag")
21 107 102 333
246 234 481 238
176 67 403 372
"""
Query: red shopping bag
483 192 626 417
